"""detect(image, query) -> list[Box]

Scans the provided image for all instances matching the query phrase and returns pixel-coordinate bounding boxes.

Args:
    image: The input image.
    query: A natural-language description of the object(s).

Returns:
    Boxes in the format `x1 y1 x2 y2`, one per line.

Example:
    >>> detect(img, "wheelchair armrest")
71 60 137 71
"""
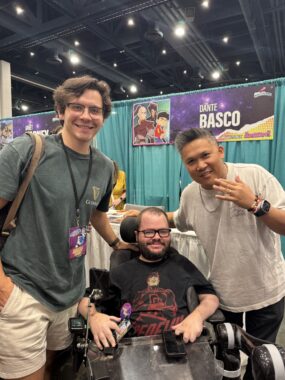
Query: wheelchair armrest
207 309 225 324
186 286 225 323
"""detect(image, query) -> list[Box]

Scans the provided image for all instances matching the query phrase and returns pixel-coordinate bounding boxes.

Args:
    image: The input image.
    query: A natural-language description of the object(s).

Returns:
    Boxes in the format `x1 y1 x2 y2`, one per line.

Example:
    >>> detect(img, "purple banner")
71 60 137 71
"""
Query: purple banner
0 112 60 149
170 84 275 142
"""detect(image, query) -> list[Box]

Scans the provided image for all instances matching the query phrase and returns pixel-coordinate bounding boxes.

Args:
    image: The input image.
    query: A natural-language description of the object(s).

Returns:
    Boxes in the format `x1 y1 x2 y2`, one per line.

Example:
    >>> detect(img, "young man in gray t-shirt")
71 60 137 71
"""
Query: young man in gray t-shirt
0 75 134 379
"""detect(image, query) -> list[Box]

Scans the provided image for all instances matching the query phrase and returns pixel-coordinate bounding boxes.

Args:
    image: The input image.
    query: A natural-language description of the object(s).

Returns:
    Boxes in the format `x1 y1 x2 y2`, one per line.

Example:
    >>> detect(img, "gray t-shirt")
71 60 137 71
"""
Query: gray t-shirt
174 163 285 312
0 134 113 311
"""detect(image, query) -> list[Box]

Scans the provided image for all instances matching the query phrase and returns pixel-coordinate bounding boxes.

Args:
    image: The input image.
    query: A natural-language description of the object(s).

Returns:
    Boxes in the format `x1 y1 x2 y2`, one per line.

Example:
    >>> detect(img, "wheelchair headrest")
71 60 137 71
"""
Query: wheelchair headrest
120 216 138 243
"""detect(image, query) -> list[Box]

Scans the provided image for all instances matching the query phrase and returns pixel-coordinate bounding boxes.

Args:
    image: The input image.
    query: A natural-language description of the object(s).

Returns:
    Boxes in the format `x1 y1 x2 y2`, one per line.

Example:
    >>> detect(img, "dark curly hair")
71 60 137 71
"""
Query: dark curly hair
53 75 112 120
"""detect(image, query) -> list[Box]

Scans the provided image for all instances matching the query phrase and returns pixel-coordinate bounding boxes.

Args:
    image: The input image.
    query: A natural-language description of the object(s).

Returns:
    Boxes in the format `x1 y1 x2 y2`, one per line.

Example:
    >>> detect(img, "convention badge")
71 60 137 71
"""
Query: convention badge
116 319 132 342
68 226 87 260
116 303 132 342
120 303 132 320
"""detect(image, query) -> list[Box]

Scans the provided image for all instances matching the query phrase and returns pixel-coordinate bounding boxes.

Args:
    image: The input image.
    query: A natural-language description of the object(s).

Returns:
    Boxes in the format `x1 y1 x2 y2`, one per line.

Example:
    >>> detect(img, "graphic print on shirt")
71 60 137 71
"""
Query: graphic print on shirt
132 271 184 336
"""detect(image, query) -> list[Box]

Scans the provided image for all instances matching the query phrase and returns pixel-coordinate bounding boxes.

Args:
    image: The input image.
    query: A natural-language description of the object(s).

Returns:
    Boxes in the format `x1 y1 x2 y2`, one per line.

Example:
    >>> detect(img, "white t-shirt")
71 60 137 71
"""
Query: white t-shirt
174 163 285 312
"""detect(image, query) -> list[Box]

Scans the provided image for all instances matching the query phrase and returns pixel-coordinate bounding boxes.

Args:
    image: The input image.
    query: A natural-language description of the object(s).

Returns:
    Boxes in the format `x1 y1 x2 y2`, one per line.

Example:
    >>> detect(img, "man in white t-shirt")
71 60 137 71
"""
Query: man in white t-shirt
168 128 285 380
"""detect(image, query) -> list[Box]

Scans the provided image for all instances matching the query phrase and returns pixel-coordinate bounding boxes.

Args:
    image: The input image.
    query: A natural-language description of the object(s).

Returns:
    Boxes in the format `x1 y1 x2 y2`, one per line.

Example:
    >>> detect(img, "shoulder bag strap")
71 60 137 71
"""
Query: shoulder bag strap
2 132 45 231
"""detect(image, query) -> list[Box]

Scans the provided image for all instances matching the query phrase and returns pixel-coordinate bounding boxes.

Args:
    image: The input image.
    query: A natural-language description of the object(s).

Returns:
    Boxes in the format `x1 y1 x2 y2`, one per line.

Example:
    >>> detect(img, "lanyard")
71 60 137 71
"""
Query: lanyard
60 134 93 226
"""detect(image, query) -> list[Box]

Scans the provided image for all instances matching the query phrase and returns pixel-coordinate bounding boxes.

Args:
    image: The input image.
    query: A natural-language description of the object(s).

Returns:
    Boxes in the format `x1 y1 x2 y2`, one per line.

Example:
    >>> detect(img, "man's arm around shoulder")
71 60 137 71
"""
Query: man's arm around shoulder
166 211 176 228
91 208 138 252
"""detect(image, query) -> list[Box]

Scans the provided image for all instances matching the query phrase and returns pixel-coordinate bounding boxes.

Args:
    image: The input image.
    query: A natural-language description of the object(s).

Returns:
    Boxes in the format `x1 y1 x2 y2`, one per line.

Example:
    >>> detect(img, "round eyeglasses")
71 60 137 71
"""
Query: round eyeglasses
67 103 103 118
137 228 171 238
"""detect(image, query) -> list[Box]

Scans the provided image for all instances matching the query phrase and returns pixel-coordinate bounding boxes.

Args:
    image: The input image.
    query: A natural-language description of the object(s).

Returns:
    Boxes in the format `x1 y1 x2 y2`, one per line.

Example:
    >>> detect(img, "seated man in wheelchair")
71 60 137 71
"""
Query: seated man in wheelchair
77 207 285 380
78 206 219 349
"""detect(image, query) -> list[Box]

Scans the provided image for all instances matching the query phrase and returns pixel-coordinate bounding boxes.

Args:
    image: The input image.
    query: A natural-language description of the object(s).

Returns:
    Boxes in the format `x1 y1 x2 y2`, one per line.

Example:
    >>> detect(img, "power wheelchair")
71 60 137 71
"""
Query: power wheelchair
70 216 285 380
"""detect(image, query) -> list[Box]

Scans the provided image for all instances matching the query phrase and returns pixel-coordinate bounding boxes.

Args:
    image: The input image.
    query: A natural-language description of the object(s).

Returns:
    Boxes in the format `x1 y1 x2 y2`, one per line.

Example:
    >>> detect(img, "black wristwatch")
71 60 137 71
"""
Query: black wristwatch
254 200 271 217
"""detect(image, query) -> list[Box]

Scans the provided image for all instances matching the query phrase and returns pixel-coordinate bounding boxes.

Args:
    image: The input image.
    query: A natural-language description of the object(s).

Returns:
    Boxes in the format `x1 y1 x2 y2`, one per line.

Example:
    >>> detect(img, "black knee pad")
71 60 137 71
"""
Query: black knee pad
251 344 285 380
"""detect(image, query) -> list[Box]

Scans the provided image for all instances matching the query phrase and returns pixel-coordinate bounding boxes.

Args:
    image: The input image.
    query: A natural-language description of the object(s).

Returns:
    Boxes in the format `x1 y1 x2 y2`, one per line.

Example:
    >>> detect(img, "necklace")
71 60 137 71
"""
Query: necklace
199 186 221 213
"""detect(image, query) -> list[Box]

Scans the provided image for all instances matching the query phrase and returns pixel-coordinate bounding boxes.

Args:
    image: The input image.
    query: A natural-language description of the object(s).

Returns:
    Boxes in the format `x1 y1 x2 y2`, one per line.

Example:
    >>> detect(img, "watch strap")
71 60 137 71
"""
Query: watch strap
254 200 271 217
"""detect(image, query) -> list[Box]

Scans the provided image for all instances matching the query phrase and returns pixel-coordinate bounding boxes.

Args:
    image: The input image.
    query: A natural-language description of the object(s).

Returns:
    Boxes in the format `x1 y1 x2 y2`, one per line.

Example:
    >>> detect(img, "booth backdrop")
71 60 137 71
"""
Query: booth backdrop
1 78 284 252
96 78 285 253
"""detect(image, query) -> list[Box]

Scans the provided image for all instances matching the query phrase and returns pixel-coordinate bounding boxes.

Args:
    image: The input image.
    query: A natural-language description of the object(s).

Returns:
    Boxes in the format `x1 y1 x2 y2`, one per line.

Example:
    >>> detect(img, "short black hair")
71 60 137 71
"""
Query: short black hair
157 111 169 120
175 128 217 155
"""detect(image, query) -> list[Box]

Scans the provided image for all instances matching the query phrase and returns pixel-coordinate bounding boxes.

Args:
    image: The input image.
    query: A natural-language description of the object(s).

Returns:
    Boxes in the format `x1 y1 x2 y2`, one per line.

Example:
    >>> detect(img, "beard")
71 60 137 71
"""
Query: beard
139 240 170 261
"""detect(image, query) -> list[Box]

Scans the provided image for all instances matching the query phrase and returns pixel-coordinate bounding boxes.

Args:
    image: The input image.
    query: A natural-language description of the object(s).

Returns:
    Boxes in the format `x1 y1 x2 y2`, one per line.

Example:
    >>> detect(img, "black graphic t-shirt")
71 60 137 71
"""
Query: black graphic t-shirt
109 248 216 337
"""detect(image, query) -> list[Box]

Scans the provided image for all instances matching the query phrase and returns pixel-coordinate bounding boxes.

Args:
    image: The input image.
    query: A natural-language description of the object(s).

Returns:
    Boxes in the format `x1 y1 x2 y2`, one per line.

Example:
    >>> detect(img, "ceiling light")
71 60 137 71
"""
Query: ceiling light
198 70 204 79
127 18 135 26
144 24 163 41
72 71 76 74
21 104 29 112
201 1 209 8
245 78 248 81
113 62 118 67
174 22 186 38
74 40 80 46
15 99 21 110
183 70 187 75
30 52 35 57
69 52 80 65
129 85 137 94
236 61 241 66
160 91 163 95
162 49 167 55
140 79 143 83
43 96 47 99
222 36 229 44
198 84 202 88
120 49 125 54
15 6 24 15
120 85 126 93
211 70 221 80
47 51 62 65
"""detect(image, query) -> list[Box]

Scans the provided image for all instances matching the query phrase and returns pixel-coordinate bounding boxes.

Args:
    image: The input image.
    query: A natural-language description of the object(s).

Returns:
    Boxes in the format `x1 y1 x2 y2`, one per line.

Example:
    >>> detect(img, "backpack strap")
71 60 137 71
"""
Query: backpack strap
2 132 45 232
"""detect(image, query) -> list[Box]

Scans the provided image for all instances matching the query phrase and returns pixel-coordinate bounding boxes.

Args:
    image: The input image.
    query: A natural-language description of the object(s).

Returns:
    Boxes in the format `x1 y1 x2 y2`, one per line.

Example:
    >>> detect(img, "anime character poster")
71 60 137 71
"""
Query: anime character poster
0 119 13 149
133 99 171 146
0 111 60 150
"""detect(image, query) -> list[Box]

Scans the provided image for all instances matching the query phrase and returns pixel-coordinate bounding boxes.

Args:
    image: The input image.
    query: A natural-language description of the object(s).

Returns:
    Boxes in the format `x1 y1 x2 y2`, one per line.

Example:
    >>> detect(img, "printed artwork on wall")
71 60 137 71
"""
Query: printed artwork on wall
132 99 171 146
0 119 13 149
0 112 60 150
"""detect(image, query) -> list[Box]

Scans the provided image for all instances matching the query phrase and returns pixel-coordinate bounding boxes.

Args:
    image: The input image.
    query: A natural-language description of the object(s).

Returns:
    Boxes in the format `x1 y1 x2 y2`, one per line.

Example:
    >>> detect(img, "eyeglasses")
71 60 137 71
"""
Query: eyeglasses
66 103 103 118
137 228 171 238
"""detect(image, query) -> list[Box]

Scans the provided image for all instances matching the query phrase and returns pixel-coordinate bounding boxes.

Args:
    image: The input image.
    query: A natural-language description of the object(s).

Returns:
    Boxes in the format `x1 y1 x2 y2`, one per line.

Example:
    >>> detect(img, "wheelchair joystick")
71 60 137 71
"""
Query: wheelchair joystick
69 289 101 378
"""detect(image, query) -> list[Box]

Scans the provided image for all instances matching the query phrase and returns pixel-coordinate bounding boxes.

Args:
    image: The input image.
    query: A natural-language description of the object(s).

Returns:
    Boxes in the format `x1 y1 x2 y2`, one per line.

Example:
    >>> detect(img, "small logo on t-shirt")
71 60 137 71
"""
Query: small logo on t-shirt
92 186 100 201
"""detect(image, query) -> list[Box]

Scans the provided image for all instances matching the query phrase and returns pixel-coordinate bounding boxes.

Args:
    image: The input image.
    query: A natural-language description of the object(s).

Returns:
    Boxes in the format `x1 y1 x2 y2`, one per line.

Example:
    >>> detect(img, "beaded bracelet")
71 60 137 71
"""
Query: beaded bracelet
247 195 262 213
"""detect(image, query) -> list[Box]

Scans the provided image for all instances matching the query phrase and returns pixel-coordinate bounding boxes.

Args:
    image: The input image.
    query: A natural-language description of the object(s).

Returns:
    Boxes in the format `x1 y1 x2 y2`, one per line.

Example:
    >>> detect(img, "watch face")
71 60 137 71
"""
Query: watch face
255 200 271 217
263 200 271 213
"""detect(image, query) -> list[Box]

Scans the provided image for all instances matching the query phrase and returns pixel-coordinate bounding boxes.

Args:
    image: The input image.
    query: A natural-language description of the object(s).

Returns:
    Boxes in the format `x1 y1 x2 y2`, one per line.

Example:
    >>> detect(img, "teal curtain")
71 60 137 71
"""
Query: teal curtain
96 100 181 211
96 77 285 254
